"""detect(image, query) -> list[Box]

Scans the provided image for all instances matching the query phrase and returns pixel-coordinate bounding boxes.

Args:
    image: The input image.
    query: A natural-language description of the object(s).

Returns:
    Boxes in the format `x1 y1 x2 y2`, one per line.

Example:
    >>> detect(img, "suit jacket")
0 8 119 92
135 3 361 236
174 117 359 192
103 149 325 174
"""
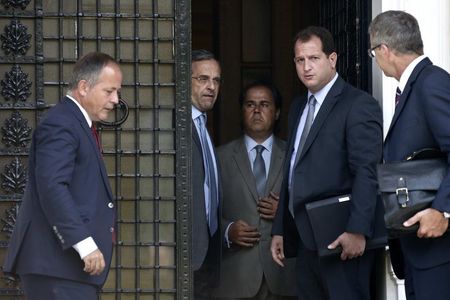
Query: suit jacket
192 121 222 293
272 76 383 256
212 137 296 298
3 97 115 286
383 57 450 269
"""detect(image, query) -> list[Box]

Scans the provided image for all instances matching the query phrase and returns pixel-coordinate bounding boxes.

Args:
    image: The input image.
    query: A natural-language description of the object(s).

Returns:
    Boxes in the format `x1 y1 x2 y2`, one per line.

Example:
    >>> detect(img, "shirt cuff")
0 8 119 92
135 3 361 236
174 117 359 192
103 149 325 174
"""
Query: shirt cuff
225 222 234 248
72 237 98 259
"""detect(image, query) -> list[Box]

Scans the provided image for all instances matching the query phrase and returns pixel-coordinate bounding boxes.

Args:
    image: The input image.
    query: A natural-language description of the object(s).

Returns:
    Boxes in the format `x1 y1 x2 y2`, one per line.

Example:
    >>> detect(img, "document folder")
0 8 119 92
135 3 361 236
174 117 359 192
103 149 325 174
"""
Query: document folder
305 194 387 257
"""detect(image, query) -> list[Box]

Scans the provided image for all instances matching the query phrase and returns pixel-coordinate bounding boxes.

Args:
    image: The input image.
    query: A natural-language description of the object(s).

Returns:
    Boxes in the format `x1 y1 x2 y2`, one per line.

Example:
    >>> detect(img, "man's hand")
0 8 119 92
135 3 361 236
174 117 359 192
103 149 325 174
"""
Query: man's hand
404 207 449 238
258 191 279 220
270 235 285 267
83 249 105 276
328 232 366 261
229 220 260 247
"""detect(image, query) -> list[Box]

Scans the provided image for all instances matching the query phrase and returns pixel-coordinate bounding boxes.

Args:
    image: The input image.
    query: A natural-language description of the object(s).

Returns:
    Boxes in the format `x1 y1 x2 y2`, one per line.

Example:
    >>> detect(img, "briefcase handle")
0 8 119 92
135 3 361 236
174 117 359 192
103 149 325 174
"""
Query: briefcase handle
405 148 446 161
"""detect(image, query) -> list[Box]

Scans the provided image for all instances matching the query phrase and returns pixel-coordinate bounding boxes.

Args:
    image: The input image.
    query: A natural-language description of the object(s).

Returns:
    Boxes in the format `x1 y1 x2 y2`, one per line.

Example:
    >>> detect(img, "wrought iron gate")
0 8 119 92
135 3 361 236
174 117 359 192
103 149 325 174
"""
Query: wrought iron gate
0 0 191 299
320 0 372 92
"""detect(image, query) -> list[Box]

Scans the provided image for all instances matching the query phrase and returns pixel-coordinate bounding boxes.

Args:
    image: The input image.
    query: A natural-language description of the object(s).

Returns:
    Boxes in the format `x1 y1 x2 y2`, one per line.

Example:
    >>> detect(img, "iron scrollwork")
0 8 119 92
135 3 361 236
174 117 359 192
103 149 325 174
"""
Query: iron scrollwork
98 98 129 127
2 111 32 149
1 19 31 56
1 157 27 194
1 65 32 103
1 0 31 10
1 204 19 237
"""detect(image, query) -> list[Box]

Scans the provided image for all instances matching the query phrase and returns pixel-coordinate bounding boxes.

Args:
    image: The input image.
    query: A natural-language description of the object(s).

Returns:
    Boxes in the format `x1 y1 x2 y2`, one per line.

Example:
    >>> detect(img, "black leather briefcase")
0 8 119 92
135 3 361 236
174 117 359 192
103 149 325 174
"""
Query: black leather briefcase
377 149 447 238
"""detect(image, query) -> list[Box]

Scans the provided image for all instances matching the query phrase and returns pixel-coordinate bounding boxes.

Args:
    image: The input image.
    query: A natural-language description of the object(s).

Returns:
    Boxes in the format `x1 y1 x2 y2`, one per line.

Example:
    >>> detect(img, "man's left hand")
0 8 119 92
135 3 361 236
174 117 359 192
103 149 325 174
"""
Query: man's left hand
404 207 449 238
257 191 279 220
328 232 366 261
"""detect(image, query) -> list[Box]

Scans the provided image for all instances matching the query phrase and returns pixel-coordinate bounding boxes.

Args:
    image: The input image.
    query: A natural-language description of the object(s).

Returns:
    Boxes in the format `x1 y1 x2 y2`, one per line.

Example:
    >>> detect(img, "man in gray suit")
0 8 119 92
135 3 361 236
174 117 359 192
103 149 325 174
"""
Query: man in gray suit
212 81 296 299
191 49 222 298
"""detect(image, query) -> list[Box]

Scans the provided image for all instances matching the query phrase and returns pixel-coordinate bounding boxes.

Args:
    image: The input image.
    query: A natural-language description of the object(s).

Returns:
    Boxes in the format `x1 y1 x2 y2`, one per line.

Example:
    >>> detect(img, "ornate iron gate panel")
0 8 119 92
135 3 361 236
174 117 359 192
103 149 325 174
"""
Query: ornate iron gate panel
319 0 371 92
0 0 191 299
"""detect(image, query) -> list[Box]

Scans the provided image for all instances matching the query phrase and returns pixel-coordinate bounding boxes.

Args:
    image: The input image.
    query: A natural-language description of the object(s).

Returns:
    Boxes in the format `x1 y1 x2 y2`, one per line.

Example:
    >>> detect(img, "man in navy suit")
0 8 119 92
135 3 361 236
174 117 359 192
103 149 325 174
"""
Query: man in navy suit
370 11 450 299
270 26 383 299
3 52 121 299
191 49 222 298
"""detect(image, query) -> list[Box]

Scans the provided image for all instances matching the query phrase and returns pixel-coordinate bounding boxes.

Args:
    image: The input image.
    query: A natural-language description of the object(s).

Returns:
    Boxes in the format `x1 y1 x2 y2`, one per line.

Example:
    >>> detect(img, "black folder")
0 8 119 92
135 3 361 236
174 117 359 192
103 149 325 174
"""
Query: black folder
305 194 387 257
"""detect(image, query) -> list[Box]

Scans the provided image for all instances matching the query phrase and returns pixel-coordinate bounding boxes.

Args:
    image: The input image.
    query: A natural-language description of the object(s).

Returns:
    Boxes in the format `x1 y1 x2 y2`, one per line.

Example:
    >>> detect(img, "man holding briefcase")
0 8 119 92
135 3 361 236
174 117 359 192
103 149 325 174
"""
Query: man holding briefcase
369 10 450 300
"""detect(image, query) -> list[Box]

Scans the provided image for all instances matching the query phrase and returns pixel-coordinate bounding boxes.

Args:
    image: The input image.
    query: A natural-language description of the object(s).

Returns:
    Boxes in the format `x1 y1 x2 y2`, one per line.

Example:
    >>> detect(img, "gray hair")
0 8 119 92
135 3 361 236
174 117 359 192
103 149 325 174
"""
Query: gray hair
67 52 119 91
369 10 423 55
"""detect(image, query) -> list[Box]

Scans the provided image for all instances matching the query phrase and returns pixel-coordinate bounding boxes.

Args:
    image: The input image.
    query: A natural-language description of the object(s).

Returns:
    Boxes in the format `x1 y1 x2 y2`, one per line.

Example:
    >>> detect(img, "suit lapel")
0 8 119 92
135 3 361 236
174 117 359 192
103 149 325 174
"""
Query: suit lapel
63 98 114 200
192 120 202 151
233 139 259 201
266 137 284 194
385 58 432 139
295 76 344 165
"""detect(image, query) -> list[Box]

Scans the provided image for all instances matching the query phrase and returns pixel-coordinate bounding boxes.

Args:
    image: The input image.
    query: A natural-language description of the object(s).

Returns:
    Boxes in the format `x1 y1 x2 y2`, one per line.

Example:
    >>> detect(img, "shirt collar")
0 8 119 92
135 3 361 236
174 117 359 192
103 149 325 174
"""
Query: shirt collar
192 105 203 121
398 55 427 93
244 134 274 154
66 94 92 127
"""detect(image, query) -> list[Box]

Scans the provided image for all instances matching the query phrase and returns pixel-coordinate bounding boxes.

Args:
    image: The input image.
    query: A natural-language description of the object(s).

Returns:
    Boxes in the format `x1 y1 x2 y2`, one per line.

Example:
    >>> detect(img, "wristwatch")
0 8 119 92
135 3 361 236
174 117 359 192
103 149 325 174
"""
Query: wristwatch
443 212 450 219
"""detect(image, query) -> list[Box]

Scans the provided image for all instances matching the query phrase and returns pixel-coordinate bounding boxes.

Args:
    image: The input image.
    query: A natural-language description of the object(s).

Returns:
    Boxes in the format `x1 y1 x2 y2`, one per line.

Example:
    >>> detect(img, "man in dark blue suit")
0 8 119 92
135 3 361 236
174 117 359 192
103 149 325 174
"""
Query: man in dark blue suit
191 49 222 299
270 26 383 300
370 11 450 299
3 52 121 299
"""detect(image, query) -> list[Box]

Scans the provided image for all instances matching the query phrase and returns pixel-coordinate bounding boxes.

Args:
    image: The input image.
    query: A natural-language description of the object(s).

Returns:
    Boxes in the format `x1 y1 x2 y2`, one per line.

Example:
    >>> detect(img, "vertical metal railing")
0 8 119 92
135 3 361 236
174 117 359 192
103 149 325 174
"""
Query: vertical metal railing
320 0 371 92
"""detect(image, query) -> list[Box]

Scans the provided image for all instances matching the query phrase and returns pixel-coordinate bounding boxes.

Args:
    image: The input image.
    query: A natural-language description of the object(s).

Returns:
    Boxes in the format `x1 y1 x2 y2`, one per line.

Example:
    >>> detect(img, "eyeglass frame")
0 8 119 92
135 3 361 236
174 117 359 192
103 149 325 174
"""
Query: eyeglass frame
367 44 383 58
191 75 222 86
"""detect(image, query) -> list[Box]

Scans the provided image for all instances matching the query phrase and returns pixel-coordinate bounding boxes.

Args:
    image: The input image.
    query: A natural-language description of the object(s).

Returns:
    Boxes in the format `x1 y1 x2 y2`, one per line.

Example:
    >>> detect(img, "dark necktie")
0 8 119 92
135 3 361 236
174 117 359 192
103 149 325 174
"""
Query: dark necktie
395 87 401 106
196 114 218 236
289 95 317 215
253 145 266 197
293 95 317 166
91 124 102 153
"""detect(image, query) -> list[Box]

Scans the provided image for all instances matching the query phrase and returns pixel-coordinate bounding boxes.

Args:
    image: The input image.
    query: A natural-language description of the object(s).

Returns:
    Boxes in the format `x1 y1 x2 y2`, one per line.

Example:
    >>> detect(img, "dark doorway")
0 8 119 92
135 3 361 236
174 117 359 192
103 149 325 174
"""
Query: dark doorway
192 0 371 146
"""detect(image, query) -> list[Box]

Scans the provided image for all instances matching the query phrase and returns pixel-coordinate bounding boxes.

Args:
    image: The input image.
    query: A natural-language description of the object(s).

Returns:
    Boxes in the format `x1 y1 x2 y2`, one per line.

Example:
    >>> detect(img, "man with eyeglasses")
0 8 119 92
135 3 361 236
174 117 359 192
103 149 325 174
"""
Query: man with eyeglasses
191 49 222 299
270 26 383 300
212 81 297 299
369 11 450 300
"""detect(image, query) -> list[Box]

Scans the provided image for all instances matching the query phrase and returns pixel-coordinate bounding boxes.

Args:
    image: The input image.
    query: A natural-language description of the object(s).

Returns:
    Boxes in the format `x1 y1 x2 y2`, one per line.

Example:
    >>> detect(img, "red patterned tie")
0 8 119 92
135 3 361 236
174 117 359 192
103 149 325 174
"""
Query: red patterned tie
91 124 102 152
395 87 401 106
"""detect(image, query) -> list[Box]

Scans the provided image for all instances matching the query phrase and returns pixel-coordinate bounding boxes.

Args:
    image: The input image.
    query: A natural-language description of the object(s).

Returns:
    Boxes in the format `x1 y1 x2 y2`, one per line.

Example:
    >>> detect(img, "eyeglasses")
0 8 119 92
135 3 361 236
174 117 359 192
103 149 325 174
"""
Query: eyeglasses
192 75 222 86
368 44 382 58
243 101 273 111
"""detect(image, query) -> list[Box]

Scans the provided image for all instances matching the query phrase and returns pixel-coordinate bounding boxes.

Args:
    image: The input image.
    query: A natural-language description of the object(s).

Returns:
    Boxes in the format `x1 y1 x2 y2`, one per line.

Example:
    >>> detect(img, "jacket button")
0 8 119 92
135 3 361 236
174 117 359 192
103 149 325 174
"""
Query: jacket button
110 227 114 233
108 202 114 208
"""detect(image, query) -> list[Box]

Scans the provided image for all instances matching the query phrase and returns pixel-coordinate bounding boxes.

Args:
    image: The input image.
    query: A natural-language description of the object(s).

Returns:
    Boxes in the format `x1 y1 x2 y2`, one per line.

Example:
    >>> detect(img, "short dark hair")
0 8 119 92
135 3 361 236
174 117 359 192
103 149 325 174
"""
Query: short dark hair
192 49 217 63
293 26 336 56
239 80 282 133
239 80 282 111
369 10 423 55
68 52 118 90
